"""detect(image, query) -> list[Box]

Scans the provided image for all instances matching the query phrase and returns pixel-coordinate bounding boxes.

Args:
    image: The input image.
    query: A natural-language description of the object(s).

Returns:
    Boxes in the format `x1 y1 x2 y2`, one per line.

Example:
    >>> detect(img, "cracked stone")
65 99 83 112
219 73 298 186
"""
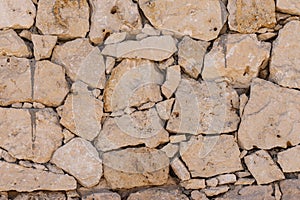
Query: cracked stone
104 32 127 45
277 145 300 173
127 188 189 200
161 65 181 99
277 0 300 15
32 34 57 61
155 99 174 121
280 179 300 200
161 143 178 158
171 158 190 181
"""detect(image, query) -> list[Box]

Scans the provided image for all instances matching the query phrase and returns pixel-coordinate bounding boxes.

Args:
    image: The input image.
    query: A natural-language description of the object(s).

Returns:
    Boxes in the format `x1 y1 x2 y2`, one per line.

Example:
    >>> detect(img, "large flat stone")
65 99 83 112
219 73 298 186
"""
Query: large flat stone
280 179 300 200
277 0 300 15
277 146 300 173
127 188 189 200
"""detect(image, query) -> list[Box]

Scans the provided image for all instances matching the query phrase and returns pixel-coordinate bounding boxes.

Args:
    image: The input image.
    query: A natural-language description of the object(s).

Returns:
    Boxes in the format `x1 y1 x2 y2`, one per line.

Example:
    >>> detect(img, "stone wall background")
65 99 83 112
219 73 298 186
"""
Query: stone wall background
0 0 300 199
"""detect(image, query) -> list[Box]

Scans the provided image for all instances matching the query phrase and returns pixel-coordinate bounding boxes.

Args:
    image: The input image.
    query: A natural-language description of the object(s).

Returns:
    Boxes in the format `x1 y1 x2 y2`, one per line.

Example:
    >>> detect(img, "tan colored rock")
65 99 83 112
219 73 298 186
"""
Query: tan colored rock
89 0 141 44
103 148 169 189
161 65 181 98
238 78 300 149
239 94 248 116
155 99 173 121
280 179 300 200
102 35 177 61
23 102 32 108
104 32 127 45
178 36 209 79
269 21 300 89
105 56 115 74
217 174 236 185
104 59 164 112
275 183 281 200
234 178 255 185
203 186 230 197
14 192 66 200
36 0 89 39
236 171 251 178
19 30 32 41
51 138 102 188
202 34 271 88
180 179 205 190
277 0 300 15
277 146 300 172
228 0 276 33
127 188 189 200
52 38 106 89
167 78 240 134
258 32 277 41
180 135 242 177
139 0 227 41
0 161 76 192
170 135 186 143
161 143 179 158
244 150 284 184
32 34 57 60
0 149 16 163
83 191 121 200
206 178 218 187
191 191 209 200
0 0 36 29
171 158 190 181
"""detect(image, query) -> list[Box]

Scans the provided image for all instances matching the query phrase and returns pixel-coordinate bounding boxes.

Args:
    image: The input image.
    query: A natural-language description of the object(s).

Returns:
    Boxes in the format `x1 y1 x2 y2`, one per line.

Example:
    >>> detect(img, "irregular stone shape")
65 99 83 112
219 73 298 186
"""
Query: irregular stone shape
180 179 206 190
228 0 276 33
89 0 141 44
52 138 102 188
104 32 127 45
203 186 230 197
103 148 169 189
0 29 31 58
280 179 300 200
217 174 237 185
234 178 255 185
161 65 181 99
59 81 103 141
52 38 106 89
0 57 32 106
178 36 209 79
0 161 76 192
95 108 169 151
36 0 89 39
103 59 164 112
180 135 242 177
277 146 300 172
127 188 189 200
269 21 300 89
14 192 66 200
0 108 63 163
32 34 57 60
156 98 175 120
167 77 240 134
238 78 300 149
244 150 284 184
161 143 178 158
202 34 271 88
83 191 121 200
171 158 190 181
277 0 300 15
191 191 209 200
0 0 36 29
102 36 177 61
34 60 69 107
139 0 227 41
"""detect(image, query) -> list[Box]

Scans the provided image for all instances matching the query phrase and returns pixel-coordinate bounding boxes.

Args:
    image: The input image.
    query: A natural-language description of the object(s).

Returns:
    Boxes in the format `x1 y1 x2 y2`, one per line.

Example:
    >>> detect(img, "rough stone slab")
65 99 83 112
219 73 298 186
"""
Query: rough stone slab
156 98 175 120
203 186 230 197
180 135 242 178
14 192 66 200
161 65 181 99
167 77 240 134
277 146 300 173
52 138 102 188
139 0 227 41
180 179 205 190
171 158 190 181
280 179 300 200
191 191 209 200
104 32 127 45
102 35 177 61
127 188 188 200
217 174 237 185
228 0 276 33
82 191 121 200
32 34 57 60
161 143 178 158
244 150 285 185
238 78 300 149
0 161 76 192
103 148 169 189
203 34 271 88
269 21 300 89
277 0 300 15
36 0 89 39
0 0 36 29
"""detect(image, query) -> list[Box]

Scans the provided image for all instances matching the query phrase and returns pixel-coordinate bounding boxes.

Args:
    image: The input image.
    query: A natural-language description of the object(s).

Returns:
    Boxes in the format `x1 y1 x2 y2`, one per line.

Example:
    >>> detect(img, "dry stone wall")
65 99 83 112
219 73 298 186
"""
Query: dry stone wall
0 0 300 199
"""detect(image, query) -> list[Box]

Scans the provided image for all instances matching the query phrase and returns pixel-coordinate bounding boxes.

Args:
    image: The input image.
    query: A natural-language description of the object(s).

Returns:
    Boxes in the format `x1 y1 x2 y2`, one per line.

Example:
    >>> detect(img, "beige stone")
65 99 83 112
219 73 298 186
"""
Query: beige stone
0 161 76 192
161 65 181 98
239 94 248 116
103 148 169 189
203 186 230 197
180 135 242 177
167 78 240 134
206 178 218 187
155 99 174 121
158 57 174 70
238 78 300 149
14 192 66 200
171 158 190 181
0 149 16 163
127 188 189 200
217 174 237 185
36 0 89 39
52 38 106 89
258 32 277 41
277 146 300 172
277 0 300 15
0 0 36 29
139 0 227 41
228 0 276 33
280 179 300 200
236 171 251 178
104 32 127 45
244 150 284 184
170 135 186 143
234 178 255 185
83 191 121 200
32 34 57 60
202 34 271 88
161 143 179 158
180 179 205 190
102 35 177 61
23 102 32 108
275 183 281 200
62 129 75 144
89 0 141 45
269 21 300 89
19 30 32 41
191 191 209 200
142 24 161 36
105 56 115 74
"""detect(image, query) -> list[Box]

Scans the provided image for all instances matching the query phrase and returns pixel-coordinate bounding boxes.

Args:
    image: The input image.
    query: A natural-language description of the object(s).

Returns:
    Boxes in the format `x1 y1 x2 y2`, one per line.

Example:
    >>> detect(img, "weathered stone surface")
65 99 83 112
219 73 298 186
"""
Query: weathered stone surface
203 186 230 197
156 98 175 120
191 191 209 200
269 21 300 89
95 108 169 151
0 161 76 192
238 78 300 149
228 0 276 33
139 0 227 41
127 188 189 200
234 178 255 185
14 192 66 200
103 148 169 189
161 65 181 99
280 179 300 200
52 38 106 89
217 174 237 185
277 0 300 15
36 0 89 39
203 34 271 88
83 191 121 200
104 59 164 112
178 36 209 79
104 32 127 45
244 150 284 184
180 135 242 177
89 0 141 44
102 36 177 61
277 146 300 172
0 0 36 29
171 158 190 181
180 179 206 190
161 143 178 158
52 138 102 188
167 78 240 134
170 134 186 144
32 34 57 60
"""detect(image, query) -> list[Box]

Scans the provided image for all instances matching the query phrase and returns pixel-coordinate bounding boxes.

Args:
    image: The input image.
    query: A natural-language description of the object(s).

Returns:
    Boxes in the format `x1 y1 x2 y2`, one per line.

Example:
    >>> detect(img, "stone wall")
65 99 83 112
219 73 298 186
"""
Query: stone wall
0 0 300 199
